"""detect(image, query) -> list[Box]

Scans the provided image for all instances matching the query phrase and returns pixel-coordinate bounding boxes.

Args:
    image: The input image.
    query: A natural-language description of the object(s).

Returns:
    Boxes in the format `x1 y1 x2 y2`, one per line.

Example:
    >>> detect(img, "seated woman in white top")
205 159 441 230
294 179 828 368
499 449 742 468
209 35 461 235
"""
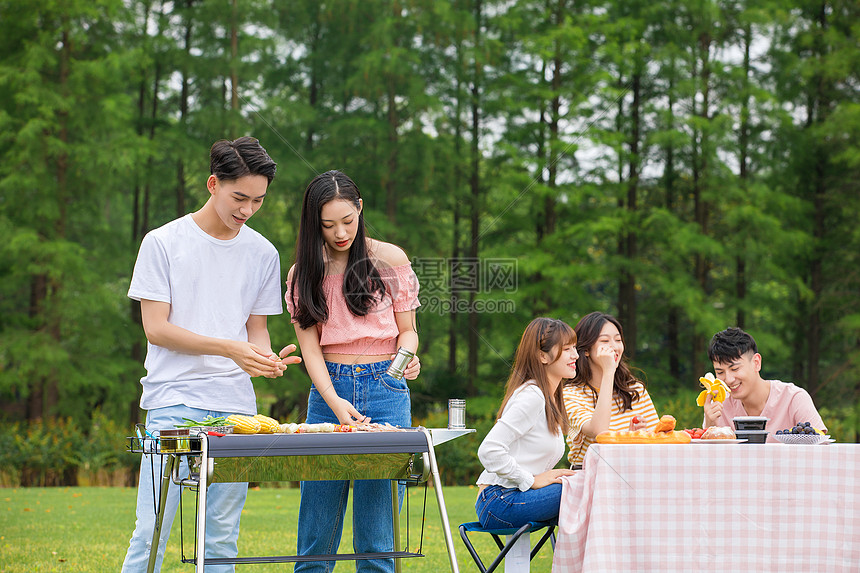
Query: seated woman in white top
475 317 578 531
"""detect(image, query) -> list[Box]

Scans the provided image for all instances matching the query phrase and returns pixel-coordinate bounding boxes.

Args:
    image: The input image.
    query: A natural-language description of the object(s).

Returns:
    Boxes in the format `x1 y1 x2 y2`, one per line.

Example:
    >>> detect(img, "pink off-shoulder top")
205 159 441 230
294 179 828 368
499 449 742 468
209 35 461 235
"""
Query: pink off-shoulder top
285 263 420 355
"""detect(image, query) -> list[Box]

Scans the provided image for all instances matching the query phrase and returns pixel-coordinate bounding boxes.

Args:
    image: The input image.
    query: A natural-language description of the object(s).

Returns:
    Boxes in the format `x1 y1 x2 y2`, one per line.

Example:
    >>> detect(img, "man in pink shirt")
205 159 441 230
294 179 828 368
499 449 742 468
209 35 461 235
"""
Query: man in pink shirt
702 327 827 441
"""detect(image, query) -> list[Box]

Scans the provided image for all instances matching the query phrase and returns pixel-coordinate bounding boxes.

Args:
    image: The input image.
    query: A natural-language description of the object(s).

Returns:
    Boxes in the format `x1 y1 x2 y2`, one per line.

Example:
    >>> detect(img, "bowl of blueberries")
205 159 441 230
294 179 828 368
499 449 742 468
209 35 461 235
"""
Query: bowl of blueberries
773 422 829 444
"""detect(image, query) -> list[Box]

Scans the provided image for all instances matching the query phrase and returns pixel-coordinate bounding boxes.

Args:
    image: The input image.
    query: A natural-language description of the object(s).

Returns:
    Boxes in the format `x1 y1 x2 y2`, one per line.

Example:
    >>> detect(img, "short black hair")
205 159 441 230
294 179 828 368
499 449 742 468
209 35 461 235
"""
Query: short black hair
209 136 277 185
708 327 758 364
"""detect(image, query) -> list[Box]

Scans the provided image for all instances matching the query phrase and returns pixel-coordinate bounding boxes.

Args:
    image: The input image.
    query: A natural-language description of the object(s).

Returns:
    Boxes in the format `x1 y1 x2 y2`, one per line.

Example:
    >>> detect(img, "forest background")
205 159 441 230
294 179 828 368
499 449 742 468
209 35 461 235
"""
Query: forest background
1 0 859 486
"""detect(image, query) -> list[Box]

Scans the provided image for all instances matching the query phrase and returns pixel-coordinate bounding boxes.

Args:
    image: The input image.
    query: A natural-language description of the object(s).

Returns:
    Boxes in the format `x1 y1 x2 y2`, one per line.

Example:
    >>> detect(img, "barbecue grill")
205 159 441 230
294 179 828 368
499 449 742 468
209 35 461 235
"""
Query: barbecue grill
129 426 471 573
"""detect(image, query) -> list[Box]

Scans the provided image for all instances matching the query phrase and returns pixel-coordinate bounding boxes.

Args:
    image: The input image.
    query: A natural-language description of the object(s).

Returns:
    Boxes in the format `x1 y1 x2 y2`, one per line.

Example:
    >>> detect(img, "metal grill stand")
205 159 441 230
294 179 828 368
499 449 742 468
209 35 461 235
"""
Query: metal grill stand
129 427 471 573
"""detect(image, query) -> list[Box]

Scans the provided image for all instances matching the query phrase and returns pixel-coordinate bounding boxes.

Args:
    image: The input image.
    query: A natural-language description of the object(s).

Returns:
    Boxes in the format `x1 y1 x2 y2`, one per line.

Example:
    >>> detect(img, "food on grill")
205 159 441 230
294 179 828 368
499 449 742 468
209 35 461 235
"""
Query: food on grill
700 426 736 440
595 429 692 444
253 414 280 434
222 419 407 435
354 422 407 432
174 415 233 428
654 414 677 433
226 414 262 434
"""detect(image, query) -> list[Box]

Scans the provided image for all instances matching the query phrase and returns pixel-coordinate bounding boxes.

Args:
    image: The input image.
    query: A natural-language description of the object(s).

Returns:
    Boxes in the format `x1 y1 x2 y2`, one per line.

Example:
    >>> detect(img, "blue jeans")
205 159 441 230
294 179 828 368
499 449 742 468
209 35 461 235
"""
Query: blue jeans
475 484 564 530
122 405 249 573
294 360 412 573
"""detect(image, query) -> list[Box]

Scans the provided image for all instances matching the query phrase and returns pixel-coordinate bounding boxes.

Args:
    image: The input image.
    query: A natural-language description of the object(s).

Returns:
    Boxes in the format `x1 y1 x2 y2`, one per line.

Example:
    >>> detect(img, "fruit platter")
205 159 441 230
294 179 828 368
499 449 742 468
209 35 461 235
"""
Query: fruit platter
773 422 831 444
596 415 691 444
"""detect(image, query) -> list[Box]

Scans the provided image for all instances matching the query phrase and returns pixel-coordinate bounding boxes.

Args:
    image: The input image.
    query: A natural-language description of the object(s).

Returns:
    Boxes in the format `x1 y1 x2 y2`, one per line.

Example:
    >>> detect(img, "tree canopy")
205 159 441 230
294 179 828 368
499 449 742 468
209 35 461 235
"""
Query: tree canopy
1 0 858 428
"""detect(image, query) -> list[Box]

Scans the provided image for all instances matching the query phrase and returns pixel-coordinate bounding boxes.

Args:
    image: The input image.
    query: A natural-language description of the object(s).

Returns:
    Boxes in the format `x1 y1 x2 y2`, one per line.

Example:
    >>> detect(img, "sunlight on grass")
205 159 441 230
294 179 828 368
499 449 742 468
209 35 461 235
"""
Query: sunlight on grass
1 485 554 572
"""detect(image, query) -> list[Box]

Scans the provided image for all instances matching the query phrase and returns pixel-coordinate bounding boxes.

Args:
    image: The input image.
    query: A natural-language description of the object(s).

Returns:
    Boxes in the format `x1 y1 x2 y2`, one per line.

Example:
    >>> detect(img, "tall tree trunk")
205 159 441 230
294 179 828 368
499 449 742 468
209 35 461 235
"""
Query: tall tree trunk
664 65 680 379
536 57 547 242
28 26 72 420
545 0 563 238
27 275 48 420
806 2 830 397
736 23 751 329
385 5 401 221
692 31 712 379
229 0 239 137
449 34 465 377
615 75 625 320
619 71 640 356
176 0 193 218
467 0 482 393
307 16 321 151
385 82 398 221
129 2 152 429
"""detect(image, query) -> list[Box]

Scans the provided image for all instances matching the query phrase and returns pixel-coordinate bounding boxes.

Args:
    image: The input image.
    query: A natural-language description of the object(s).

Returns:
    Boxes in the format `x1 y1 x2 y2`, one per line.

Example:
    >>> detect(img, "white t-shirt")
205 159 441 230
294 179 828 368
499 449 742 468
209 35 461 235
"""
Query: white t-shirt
128 214 282 414
477 383 566 492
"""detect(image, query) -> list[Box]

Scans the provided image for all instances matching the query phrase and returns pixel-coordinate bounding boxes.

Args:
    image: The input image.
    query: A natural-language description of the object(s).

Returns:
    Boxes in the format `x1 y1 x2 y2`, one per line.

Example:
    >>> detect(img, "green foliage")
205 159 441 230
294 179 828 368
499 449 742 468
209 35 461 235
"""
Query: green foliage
0 411 137 487
0 0 858 434
819 403 860 444
650 388 705 431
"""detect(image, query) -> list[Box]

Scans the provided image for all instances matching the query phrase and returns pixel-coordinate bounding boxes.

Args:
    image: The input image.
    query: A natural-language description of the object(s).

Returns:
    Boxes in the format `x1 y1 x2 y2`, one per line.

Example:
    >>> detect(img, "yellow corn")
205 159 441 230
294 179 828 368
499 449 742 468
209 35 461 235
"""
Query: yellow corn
253 414 281 434
226 414 261 434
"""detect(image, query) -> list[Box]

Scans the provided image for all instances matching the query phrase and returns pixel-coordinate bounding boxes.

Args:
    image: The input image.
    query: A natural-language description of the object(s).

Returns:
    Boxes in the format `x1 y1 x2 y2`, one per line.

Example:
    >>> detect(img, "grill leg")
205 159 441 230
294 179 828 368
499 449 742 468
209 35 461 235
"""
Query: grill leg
147 454 176 573
421 429 459 573
195 437 209 573
392 481 402 573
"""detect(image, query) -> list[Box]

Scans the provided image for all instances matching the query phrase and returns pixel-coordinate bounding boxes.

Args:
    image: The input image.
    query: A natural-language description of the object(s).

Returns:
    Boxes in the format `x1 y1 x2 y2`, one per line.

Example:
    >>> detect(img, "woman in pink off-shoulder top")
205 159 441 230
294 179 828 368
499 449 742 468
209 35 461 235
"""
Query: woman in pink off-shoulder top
286 170 420 573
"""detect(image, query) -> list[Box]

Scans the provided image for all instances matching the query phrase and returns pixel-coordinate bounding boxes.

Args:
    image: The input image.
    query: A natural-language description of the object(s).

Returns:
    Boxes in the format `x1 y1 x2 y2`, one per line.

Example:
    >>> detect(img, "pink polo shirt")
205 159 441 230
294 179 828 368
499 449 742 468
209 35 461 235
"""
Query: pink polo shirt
286 263 420 355
715 379 827 442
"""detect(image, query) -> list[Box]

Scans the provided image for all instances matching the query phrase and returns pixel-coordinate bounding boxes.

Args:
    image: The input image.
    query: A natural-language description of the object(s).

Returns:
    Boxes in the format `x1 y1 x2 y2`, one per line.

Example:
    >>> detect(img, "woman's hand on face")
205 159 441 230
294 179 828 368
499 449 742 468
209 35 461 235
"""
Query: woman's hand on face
399 354 420 380
593 344 619 374
531 468 577 489
330 396 371 426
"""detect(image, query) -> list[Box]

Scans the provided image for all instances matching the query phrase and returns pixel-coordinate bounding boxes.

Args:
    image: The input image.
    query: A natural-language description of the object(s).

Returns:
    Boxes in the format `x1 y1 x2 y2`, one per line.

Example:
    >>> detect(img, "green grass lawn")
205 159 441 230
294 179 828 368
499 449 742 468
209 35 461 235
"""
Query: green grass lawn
1 485 555 572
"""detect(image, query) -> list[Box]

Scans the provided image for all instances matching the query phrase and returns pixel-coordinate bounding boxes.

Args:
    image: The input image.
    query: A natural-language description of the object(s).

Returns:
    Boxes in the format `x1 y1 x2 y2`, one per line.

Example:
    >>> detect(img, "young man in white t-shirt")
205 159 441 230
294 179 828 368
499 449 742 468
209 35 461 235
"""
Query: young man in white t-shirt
122 137 301 572
702 327 826 440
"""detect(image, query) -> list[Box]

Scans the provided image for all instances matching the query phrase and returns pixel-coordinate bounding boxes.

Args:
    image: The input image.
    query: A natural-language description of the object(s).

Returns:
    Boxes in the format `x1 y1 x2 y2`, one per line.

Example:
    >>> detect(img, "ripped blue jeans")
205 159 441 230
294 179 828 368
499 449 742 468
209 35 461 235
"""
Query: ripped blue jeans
475 483 563 530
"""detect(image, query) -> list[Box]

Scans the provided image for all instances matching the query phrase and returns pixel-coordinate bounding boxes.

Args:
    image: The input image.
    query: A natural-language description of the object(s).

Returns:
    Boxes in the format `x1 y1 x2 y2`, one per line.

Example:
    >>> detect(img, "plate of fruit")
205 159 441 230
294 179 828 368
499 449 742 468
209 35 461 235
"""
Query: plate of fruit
686 426 746 443
683 428 706 440
773 422 830 444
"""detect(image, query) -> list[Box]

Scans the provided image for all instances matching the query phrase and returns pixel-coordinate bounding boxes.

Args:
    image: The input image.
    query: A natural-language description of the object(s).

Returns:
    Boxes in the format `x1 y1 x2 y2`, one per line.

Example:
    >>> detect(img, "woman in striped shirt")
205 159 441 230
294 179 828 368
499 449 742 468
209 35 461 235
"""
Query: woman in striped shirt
562 312 659 468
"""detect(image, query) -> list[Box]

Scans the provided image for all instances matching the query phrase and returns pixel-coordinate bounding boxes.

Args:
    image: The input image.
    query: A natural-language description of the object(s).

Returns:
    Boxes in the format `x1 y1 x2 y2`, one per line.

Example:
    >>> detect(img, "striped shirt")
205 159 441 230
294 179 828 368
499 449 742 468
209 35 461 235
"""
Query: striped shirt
563 381 658 467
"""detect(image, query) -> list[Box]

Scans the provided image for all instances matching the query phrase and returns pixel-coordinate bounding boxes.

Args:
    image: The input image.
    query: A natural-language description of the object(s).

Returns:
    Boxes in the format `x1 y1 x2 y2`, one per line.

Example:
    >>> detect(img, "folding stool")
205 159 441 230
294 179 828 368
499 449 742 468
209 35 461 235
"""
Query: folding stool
458 520 556 573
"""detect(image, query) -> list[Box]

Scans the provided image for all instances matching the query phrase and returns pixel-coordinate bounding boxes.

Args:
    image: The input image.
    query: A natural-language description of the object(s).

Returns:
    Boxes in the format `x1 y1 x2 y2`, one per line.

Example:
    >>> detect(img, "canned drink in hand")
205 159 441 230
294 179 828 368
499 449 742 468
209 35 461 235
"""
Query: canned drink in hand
386 347 415 380
448 399 466 429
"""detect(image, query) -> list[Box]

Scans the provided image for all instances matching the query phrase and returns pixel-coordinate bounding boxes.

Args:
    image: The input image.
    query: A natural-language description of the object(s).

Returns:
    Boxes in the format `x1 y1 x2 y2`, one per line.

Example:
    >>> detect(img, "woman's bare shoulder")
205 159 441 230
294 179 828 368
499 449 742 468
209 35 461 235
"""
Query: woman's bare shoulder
367 239 409 268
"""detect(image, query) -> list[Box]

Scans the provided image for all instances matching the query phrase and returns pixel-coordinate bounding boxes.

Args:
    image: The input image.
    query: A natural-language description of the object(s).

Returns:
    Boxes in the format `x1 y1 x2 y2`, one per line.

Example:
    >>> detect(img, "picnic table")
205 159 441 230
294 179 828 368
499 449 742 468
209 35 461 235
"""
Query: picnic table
552 442 860 572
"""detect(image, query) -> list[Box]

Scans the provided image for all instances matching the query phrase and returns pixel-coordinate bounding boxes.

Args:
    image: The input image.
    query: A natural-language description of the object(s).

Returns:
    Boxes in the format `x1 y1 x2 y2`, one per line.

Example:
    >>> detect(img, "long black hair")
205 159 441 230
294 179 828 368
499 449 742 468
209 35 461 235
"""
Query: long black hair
565 312 642 412
290 170 385 329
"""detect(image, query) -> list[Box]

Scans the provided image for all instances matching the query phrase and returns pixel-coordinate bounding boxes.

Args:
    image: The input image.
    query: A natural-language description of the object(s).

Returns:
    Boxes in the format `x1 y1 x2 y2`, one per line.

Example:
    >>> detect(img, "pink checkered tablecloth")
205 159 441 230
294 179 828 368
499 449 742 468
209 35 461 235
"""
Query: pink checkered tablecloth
552 443 860 573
